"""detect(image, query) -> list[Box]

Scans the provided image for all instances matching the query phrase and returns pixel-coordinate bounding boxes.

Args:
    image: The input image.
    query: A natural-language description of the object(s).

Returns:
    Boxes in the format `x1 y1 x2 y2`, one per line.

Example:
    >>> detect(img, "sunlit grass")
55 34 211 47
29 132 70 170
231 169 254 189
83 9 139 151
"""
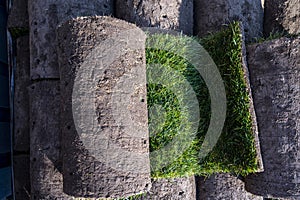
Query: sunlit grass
146 21 259 178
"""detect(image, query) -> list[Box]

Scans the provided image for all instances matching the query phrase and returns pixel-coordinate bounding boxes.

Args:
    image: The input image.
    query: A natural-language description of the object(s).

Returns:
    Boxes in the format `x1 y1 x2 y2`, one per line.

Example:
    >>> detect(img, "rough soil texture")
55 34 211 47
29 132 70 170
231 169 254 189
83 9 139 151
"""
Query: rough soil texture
264 0 300 36
57 16 151 198
13 155 30 200
240 24 264 171
138 177 196 200
8 0 29 28
13 36 30 152
29 80 70 199
196 174 263 200
245 36 300 199
194 0 264 41
115 0 193 35
28 0 113 79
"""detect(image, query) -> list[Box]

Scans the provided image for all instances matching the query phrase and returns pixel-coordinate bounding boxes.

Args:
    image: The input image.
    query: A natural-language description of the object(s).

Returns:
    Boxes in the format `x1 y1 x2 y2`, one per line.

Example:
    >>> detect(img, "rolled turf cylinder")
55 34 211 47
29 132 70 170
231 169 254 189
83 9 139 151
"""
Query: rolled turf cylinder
142 177 196 200
264 0 300 36
29 80 69 199
194 0 264 41
28 0 113 79
13 35 31 199
115 0 193 35
13 36 30 153
56 16 151 198
8 0 29 28
245 36 300 198
196 174 263 200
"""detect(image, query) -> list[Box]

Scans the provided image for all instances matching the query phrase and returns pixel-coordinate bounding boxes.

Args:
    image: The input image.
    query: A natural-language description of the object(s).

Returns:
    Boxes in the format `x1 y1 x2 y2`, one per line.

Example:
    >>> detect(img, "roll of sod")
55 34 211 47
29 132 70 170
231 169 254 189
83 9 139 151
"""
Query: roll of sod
143 177 196 200
28 0 114 79
8 0 29 28
57 16 151 198
264 0 300 36
196 174 263 200
245 36 300 198
13 36 30 152
29 80 69 199
115 0 193 35
194 0 264 41
12 35 31 200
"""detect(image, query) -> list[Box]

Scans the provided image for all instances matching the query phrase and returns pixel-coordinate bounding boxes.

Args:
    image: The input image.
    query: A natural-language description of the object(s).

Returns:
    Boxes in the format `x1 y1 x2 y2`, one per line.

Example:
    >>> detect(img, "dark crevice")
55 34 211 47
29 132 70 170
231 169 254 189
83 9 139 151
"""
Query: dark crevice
13 150 30 156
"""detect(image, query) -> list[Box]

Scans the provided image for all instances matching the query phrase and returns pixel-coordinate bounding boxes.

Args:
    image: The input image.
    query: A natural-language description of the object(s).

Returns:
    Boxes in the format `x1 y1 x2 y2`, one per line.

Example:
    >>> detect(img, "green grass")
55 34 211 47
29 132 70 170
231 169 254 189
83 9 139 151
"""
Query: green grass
252 30 300 44
197 22 258 176
146 21 259 178
146 34 209 178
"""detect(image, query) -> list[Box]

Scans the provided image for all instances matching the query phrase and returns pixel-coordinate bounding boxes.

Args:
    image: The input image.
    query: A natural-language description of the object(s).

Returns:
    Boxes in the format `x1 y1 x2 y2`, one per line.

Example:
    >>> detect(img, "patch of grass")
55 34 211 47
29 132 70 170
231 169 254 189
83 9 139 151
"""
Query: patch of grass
146 35 210 178
252 30 300 44
146 21 259 178
197 21 258 176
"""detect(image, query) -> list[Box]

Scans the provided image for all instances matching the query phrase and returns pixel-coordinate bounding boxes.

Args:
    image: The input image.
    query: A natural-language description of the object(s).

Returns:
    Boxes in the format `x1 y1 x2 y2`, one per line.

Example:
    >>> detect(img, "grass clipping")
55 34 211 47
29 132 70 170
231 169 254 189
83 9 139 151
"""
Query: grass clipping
146 22 259 178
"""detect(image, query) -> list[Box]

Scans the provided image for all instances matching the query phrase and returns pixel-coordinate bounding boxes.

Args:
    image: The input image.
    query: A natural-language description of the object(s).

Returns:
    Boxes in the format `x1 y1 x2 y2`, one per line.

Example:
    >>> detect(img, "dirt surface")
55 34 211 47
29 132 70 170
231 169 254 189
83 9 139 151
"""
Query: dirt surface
197 174 263 200
115 0 193 35
194 0 264 41
264 0 300 36
245 36 300 198
57 16 151 198
137 177 196 200
28 0 114 79
29 80 70 199
8 0 29 28
13 36 30 152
